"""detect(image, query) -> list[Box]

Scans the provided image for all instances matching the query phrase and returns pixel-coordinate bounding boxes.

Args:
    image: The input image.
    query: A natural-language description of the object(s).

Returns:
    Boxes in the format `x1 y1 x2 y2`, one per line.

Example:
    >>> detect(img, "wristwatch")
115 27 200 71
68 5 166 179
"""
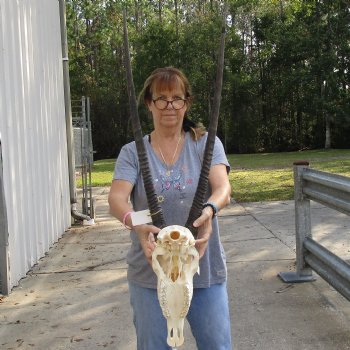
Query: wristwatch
203 201 219 217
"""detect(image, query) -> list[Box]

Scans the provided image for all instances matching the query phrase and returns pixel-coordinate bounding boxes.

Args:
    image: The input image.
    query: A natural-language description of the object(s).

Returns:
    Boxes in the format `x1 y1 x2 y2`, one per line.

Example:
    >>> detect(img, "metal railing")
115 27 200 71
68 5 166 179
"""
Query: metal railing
279 161 350 301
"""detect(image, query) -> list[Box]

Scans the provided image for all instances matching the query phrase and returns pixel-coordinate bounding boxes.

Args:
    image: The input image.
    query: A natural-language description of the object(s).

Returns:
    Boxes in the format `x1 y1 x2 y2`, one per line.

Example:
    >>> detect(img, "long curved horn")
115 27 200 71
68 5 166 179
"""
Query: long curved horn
122 9 166 229
185 12 226 237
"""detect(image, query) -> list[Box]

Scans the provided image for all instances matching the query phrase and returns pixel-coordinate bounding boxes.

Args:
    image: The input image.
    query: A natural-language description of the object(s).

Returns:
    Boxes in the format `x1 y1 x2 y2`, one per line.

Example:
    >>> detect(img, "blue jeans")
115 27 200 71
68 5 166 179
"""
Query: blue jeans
129 281 232 350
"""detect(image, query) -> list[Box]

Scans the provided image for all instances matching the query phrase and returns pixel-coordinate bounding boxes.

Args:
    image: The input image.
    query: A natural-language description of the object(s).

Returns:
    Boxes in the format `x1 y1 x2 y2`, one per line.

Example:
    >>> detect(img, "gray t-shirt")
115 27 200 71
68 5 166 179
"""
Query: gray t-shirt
113 131 230 288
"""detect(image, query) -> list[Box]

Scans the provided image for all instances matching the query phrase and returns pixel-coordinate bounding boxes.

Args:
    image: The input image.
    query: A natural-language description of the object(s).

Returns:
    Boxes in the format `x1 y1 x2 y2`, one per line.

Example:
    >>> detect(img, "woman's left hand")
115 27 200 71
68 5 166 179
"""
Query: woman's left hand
192 207 213 258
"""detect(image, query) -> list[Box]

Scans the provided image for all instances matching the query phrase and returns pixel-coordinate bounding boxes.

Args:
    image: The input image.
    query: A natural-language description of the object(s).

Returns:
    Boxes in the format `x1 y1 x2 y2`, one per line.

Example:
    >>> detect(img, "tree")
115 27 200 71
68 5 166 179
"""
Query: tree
65 0 350 158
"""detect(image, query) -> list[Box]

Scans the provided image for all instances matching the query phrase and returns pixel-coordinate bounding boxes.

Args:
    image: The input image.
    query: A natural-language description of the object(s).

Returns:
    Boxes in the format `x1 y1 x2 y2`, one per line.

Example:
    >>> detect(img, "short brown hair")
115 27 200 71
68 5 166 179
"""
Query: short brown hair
139 67 205 139
139 67 192 106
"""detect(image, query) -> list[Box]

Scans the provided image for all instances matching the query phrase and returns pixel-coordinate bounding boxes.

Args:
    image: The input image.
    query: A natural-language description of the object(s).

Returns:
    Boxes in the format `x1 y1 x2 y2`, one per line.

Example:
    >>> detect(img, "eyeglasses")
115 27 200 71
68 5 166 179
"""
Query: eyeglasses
152 97 186 110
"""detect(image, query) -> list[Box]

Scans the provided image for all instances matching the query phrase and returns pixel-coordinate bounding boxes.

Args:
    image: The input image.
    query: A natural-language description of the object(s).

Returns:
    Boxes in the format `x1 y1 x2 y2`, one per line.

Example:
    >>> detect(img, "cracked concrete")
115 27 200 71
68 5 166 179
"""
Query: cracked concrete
0 188 350 349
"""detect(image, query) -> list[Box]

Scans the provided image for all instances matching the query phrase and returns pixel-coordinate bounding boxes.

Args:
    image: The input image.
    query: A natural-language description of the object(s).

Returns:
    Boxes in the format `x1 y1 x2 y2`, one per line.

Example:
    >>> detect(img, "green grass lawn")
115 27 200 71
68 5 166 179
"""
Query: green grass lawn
227 149 350 202
78 149 350 203
79 159 116 187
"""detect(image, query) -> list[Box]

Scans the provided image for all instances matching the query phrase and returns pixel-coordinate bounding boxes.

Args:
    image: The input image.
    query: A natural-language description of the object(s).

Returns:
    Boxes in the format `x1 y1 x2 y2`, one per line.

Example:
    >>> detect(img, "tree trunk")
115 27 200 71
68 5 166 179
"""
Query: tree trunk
325 115 331 149
158 0 162 22
174 0 178 37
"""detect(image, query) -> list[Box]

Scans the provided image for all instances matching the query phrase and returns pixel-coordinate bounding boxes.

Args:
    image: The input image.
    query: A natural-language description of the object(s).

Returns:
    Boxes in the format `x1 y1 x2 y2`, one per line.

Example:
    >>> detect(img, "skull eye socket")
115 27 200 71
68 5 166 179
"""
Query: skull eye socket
170 231 180 240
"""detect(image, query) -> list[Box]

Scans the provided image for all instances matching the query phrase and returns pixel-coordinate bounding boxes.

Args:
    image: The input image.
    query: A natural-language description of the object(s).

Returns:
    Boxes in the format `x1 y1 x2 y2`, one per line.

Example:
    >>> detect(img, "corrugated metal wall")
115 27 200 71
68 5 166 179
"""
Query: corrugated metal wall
0 0 71 290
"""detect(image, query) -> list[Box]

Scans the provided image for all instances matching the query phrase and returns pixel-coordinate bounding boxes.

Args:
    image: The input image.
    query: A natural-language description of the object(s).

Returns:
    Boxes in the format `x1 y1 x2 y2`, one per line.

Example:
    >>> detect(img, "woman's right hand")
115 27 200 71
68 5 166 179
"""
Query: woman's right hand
133 224 161 265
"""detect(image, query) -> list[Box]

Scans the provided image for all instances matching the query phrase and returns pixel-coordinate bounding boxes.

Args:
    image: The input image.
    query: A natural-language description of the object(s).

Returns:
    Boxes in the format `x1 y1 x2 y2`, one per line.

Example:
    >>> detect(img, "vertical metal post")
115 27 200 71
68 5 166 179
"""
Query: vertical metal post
294 162 314 278
278 161 315 282
86 97 92 205
80 96 85 214
58 0 77 203
86 97 94 219
0 141 10 295
59 0 90 223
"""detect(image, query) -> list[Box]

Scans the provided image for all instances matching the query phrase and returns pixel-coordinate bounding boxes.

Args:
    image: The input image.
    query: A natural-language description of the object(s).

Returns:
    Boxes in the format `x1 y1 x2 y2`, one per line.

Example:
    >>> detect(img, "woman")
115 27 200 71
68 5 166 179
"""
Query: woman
108 67 232 349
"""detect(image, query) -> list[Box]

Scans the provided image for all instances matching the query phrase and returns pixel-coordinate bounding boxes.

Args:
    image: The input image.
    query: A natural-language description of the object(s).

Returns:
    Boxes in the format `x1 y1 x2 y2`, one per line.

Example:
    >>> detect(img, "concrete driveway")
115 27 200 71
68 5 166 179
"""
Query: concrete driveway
0 188 349 349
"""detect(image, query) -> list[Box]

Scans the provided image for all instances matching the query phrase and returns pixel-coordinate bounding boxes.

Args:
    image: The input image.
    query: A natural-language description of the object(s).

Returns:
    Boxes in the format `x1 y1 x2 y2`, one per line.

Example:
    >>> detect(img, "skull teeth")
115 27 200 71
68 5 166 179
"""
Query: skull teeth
152 225 199 347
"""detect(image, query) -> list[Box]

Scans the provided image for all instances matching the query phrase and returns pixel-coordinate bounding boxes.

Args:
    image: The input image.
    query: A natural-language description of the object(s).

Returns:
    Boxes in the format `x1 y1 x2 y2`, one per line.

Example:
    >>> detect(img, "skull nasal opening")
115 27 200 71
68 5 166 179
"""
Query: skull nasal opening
170 231 180 240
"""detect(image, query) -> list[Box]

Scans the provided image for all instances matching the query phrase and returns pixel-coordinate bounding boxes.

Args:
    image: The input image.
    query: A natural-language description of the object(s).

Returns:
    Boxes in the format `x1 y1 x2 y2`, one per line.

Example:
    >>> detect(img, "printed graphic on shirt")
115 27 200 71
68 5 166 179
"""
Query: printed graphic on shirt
154 166 194 204
159 172 182 192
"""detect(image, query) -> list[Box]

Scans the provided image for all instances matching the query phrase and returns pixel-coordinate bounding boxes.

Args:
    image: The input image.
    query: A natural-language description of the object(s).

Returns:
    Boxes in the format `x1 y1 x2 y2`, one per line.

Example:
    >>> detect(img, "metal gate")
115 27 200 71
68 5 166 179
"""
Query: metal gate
72 96 95 221
279 162 350 301
0 140 10 295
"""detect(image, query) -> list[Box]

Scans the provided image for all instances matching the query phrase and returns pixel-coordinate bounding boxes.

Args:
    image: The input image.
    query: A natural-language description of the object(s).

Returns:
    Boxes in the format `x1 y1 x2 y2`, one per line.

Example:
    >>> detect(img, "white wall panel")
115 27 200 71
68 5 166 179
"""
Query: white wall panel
0 0 71 290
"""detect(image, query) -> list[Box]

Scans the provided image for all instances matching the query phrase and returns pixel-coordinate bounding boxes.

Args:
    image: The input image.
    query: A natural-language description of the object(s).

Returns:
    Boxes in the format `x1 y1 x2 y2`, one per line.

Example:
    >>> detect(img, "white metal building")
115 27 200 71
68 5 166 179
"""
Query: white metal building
0 0 71 294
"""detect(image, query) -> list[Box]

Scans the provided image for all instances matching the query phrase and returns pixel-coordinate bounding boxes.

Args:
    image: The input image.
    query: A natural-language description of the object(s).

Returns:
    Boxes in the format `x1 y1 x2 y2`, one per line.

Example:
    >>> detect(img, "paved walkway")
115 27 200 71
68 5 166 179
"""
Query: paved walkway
1 187 350 349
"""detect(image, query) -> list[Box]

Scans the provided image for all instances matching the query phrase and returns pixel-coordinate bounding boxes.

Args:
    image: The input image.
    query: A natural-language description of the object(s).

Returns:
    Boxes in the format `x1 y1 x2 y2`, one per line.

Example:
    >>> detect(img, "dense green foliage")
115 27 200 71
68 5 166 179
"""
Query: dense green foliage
66 0 350 160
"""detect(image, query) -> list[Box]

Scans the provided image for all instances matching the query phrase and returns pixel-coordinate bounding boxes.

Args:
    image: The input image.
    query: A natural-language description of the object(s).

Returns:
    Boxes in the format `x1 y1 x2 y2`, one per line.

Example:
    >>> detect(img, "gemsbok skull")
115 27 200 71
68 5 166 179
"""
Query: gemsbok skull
122 6 226 347
152 225 199 347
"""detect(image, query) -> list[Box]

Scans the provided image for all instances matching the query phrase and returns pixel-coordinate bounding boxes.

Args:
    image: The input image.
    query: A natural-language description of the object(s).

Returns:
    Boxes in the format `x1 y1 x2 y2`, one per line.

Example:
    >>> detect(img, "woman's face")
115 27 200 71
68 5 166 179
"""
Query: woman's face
148 86 187 130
